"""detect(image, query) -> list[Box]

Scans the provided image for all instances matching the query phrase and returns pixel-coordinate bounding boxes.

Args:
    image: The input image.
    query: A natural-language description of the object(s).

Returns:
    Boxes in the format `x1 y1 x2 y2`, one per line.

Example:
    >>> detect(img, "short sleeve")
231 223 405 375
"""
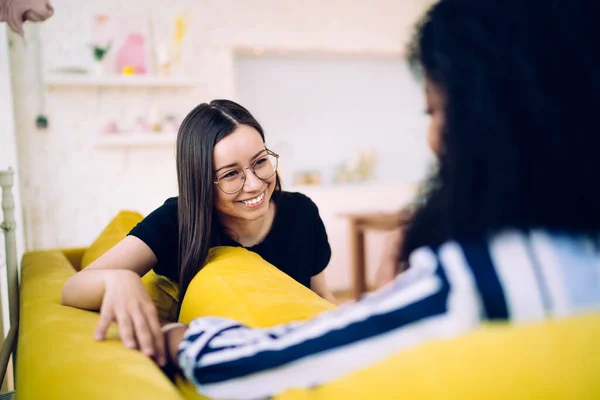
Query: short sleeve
128 197 179 280
308 199 331 276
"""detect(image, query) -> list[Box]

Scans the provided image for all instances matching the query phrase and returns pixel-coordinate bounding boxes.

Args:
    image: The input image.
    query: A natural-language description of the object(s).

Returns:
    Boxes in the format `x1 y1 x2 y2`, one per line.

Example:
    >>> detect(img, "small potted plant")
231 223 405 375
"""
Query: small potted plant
91 42 111 76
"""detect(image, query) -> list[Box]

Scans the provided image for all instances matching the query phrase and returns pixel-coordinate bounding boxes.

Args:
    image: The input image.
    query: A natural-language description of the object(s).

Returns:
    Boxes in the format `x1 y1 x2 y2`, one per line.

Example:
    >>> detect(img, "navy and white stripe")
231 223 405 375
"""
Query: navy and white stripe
178 230 600 400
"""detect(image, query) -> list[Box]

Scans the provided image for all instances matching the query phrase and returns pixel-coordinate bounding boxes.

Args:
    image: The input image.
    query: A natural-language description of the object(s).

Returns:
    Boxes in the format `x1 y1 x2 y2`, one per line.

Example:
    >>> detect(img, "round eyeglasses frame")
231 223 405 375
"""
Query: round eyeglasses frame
213 149 279 194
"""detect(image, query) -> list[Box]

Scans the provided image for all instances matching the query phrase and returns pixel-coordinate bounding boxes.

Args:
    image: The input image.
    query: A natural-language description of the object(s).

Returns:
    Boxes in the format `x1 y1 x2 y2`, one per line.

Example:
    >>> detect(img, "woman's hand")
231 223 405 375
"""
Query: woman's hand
94 269 166 366
375 228 407 289
162 323 188 369
310 272 338 305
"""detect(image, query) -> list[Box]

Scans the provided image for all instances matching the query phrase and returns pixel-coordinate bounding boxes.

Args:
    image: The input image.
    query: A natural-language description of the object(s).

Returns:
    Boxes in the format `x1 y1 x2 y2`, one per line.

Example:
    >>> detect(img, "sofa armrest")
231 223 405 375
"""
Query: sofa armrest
17 250 184 400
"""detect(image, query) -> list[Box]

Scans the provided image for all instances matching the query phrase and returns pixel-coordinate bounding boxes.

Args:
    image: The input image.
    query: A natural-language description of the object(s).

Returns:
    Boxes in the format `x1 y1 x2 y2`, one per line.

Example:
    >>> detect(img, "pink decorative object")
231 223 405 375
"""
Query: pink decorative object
161 115 179 133
91 15 151 75
100 121 120 134
116 33 147 74
132 117 150 133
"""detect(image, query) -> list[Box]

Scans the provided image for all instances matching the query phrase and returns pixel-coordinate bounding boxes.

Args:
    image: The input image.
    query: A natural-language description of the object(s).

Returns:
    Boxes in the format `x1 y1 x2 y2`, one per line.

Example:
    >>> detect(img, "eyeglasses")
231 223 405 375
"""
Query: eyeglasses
213 149 279 194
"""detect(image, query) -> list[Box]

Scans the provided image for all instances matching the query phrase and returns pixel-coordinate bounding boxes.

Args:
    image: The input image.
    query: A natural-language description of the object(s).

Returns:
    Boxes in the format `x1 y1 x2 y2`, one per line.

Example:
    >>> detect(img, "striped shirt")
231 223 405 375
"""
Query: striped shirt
177 230 600 399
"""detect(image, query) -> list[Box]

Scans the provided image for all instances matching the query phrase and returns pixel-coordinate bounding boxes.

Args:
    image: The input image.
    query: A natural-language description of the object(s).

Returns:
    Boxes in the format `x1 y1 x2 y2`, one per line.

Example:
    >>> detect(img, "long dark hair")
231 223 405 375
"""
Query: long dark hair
402 0 600 258
176 99 282 303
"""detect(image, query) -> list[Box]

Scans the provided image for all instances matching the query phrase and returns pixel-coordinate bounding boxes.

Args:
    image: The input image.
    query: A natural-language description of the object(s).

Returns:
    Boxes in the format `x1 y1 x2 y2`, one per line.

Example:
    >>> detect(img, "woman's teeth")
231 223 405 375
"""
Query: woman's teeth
241 191 264 205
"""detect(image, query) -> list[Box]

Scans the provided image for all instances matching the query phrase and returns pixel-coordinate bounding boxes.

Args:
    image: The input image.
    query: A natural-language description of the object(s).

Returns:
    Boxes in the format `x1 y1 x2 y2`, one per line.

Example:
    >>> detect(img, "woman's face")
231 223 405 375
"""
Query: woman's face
425 78 446 156
212 124 277 222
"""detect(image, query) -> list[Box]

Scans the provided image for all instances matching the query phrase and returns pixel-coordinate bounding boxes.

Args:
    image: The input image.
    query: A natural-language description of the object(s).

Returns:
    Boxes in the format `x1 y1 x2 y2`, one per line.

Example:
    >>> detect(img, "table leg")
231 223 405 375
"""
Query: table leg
349 222 367 299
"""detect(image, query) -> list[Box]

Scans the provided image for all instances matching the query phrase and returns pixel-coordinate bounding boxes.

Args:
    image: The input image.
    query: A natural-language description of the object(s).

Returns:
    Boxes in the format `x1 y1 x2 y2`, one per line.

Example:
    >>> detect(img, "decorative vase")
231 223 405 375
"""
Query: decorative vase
116 33 147 75
92 60 105 76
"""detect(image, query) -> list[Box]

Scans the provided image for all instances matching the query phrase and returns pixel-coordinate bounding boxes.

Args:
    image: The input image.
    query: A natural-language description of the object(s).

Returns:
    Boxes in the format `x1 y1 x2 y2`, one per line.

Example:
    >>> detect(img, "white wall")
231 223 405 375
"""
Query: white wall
236 55 431 186
9 0 434 290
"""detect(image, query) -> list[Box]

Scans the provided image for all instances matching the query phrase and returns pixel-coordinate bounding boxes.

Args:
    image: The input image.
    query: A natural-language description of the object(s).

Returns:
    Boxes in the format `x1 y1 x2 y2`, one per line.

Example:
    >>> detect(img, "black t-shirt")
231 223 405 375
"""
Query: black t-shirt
128 191 331 289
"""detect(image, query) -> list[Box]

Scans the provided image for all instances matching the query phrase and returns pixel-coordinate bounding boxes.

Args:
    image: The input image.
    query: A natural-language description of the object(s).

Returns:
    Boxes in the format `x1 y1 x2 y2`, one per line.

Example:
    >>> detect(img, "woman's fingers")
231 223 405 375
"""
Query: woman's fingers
95 307 114 341
131 306 156 358
115 310 137 350
96 301 166 366
144 305 167 366
94 273 166 365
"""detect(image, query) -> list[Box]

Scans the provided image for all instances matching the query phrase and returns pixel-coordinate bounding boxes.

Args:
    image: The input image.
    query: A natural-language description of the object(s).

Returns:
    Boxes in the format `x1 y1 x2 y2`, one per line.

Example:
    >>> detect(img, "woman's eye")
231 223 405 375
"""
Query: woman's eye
222 170 240 180
254 157 268 166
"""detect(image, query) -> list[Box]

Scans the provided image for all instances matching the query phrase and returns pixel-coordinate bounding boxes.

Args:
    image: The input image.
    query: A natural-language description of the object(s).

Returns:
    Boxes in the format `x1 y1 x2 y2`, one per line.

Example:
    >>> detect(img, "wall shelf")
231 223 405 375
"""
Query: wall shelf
45 74 199 88
94 134 177 148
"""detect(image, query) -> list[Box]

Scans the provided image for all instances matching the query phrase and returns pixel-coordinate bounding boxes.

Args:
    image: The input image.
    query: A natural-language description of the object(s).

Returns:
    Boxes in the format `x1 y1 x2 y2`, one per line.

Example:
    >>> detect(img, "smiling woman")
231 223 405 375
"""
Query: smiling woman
213 146 279 226
61 99 337 367
173 101 335 304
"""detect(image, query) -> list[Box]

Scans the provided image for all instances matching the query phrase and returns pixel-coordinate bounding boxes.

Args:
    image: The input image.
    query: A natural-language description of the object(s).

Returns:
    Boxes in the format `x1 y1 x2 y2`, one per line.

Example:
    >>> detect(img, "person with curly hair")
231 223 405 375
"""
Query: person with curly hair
160 0 600 398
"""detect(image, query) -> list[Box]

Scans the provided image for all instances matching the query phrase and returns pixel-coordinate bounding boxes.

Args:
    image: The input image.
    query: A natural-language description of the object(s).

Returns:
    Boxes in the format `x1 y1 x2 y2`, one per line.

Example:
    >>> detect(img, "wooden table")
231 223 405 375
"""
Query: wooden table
341 211 411 299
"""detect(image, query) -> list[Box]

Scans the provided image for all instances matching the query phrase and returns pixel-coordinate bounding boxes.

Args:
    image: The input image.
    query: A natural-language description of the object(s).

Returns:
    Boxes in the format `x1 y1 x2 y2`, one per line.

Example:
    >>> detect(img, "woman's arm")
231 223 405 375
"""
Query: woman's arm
375 228 406 289
174 244 483 400
310 272 338 304
61 236 157 310
61 236 167 366
304 195 334 300
374 208 415 288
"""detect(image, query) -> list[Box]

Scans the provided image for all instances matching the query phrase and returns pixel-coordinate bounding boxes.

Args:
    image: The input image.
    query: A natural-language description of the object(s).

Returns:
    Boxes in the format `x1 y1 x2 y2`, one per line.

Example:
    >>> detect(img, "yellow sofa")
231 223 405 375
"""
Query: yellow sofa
17 247 184 400
15 212 600 399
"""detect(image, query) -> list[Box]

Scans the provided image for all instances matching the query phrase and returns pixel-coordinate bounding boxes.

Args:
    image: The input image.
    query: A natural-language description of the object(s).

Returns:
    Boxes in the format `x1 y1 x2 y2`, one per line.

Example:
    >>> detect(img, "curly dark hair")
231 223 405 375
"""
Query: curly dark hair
402 0 600 257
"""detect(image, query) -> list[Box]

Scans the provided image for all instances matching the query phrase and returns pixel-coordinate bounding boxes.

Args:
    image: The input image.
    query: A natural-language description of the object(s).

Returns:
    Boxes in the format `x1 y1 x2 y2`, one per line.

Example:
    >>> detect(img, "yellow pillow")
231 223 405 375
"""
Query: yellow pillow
175 246 335 400
80 210 179 322
141 270 180 322
178 246 335 326
80 210 144 269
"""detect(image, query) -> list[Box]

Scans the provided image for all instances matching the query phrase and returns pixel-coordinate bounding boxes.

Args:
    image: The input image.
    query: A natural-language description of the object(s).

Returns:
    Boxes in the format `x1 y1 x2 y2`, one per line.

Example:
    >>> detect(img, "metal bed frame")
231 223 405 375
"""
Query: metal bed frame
0 168 19 397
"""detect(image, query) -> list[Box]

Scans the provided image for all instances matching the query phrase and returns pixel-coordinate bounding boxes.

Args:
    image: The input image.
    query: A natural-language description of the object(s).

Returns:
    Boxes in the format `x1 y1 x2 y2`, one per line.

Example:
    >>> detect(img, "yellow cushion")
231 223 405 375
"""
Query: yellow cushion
17 250 184 400
178 246 335 326
79 210 180 321
175 246 336 399
141 269 180 322
80 210 144 268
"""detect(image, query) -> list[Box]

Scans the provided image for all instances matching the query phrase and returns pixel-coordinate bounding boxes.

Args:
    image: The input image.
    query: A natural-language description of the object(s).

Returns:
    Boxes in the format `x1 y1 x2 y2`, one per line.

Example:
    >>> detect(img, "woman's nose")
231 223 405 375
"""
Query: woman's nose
242 169 263 191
